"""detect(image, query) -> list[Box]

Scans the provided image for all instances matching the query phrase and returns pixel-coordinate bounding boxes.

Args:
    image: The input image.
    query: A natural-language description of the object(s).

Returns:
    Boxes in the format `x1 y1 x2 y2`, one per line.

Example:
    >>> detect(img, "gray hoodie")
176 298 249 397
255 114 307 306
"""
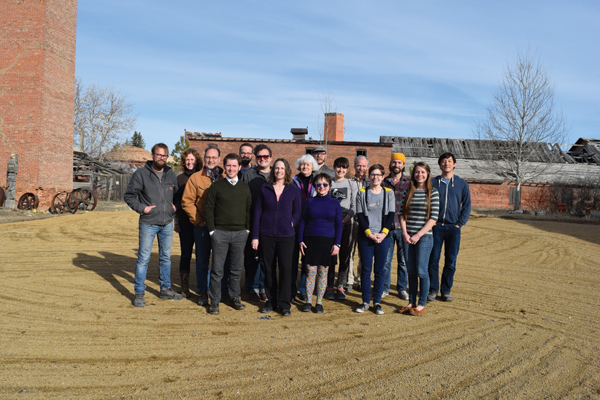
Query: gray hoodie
124 160 178 226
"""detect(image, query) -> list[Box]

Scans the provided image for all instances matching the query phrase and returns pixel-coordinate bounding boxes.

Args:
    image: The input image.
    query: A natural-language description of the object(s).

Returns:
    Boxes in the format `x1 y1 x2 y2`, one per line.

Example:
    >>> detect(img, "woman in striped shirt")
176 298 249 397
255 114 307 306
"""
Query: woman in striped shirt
399 162 439 316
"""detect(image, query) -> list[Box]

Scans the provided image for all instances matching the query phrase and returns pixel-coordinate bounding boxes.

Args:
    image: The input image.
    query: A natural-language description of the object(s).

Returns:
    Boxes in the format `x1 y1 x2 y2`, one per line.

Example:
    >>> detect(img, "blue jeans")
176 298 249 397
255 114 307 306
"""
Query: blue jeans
358 233 391 305
428 225 461 295
383 229 407 293
134 222 173 294
193 225 212 292
403 235 432 307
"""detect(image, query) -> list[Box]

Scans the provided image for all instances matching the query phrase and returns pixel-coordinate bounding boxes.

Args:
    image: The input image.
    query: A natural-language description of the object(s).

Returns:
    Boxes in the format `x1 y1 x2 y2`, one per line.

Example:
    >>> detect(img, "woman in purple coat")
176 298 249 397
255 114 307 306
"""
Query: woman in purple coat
252 158 302 316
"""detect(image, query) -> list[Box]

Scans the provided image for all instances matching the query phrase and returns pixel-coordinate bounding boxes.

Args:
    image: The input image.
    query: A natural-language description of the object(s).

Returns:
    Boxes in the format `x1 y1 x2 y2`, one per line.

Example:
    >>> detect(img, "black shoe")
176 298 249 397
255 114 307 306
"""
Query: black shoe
297 293 307 302
198 291 209 306
160 288 184 300
426 293 436 302
209 303 219 315
231 297 246 310
315 304 324 314
261 302 273 313
441 293 453 302
301 303 312 312
281 309 291 316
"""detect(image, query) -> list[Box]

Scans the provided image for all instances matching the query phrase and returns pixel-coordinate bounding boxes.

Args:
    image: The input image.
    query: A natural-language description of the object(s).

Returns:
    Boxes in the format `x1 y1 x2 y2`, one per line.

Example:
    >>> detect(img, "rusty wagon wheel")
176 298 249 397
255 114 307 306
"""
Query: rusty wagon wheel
50 192 77 214
69 188 97 212
17 192 39 210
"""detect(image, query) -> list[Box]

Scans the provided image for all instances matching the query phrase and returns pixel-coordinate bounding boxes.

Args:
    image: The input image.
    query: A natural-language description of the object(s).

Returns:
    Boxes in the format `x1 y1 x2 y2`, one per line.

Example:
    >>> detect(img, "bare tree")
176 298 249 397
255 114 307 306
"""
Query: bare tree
74 77 137 158
316 92 349 148
475 51 569 210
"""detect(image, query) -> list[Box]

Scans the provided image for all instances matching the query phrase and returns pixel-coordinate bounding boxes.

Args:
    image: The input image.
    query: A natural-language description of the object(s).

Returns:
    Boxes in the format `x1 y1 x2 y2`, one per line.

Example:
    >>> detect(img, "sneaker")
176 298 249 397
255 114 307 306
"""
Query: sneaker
209 303 219 315
259 292 267 301
336 287 346 300
374 304 384 315
399 290 409 300
355 303 369 313
198 291 209 306
344 284 352 293
248 292 261 302
261 301 273 313
301 303 312 312
427 293 436 302
160 288 184 300
231 297 246 310
324 287 335 300
315 304 324 314
441 293 453 302
133 293 145 307
382 291 389 298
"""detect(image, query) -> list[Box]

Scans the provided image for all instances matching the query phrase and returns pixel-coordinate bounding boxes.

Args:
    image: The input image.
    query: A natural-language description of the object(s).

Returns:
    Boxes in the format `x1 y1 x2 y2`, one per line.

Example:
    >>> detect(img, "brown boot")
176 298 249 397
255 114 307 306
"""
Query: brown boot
180 271 191 298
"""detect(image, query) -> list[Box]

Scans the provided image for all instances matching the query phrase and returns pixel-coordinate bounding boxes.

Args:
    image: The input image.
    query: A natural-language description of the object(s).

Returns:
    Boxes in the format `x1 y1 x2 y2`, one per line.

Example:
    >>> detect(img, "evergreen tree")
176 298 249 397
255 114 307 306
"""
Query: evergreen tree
131 131 146 149
170 136 190 169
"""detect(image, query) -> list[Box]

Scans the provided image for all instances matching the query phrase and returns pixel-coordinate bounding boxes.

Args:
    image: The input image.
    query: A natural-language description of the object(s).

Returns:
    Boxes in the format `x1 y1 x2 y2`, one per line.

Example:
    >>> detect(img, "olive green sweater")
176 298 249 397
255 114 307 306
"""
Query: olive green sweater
204 179 252 232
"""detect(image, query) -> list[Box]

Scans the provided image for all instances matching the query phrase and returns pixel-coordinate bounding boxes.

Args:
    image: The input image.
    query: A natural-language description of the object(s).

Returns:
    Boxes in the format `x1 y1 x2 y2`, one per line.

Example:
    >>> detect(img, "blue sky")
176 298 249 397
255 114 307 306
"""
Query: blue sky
76 0 599 149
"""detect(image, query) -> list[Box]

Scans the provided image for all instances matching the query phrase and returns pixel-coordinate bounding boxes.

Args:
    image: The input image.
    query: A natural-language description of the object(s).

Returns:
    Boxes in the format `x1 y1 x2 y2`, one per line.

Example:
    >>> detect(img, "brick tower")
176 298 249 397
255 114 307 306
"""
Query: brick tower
323 112 344 143
0 0 77 208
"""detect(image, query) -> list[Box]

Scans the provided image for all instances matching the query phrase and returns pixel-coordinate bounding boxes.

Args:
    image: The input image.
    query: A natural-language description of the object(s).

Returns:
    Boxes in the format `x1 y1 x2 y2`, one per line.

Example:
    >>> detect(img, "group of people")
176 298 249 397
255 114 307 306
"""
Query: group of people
124 142 471 317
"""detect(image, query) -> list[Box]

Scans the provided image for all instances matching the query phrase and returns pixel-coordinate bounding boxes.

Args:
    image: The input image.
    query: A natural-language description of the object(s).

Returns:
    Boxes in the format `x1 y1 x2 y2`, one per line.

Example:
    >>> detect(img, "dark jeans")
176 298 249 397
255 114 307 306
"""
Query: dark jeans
209 230 248 304
192 225 212 293
328 220 354 288
428 224 461 295
357 233 391 305
244 235 265 292
260 234 295 311
292 233 307 297
178 224 195 272
403 235 432 307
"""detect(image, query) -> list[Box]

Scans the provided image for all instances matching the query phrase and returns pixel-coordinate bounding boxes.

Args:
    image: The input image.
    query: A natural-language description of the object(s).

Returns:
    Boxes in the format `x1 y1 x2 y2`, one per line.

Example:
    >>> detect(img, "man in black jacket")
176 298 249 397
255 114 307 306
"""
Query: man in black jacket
124 143 184 307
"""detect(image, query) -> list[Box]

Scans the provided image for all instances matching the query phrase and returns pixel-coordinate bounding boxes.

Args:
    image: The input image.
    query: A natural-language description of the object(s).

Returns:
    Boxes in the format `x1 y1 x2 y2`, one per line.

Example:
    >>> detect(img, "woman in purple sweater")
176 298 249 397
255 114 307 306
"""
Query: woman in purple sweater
298 173 343 313
252 158 302 316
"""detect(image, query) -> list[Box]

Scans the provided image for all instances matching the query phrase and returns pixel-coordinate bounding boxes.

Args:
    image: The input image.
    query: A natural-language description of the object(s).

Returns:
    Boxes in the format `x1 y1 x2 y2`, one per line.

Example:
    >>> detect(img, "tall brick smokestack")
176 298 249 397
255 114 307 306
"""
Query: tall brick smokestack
323 112 344 143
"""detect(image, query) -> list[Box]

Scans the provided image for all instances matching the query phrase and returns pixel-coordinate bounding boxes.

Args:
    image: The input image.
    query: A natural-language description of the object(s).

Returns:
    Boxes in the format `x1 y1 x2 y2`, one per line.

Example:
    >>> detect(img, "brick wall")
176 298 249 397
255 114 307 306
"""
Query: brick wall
186 138 393 174
0 0 77 208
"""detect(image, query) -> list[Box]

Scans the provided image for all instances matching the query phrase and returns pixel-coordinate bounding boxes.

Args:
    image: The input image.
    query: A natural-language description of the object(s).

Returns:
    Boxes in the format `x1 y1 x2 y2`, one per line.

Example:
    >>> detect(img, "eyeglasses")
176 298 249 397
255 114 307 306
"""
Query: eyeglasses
240 152 253 156
315 182 329 188
153 153 168 159
256 155 271 160
370 173 383 178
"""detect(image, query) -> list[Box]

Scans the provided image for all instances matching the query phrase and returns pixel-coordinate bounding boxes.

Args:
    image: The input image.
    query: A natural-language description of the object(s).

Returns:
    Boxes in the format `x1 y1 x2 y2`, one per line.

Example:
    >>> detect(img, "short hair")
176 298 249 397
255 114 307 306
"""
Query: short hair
313 172 332 186
333 157 349 169
254 144 272 157
239 143 253 153
369 164 385 176
205 144 220 157
438 152 456 165
268 158 293 186
179 148 203 171
294 154 319 171
223 153 241 166
354 155 369 166
151 143 168 154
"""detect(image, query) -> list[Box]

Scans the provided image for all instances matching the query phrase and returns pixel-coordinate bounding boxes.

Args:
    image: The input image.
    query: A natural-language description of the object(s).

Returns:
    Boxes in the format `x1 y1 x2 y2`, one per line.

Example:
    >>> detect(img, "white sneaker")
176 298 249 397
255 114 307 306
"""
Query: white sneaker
355 303 369 313
381 291 389 298
374 304 384 315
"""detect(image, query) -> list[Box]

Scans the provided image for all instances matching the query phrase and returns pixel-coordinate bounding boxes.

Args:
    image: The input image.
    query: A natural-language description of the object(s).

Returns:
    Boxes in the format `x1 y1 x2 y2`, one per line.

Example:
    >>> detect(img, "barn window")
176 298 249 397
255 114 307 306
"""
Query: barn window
356 149 367 157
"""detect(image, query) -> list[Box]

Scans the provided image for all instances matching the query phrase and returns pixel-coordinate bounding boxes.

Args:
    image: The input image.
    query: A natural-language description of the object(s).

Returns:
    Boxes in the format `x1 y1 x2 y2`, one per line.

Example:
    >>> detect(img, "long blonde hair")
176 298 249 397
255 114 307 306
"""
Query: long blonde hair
402 162 433 221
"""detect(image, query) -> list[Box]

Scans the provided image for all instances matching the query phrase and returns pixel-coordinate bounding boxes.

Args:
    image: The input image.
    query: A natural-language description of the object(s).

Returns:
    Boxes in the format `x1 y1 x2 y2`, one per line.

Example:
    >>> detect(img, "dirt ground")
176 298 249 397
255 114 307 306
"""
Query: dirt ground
1 210 599 399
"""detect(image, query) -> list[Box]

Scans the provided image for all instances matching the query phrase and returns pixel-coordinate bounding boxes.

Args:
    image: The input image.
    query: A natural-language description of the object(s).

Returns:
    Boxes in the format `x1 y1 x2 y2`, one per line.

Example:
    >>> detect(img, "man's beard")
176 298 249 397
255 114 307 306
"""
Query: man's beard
241 158 251 167
153 159 165 169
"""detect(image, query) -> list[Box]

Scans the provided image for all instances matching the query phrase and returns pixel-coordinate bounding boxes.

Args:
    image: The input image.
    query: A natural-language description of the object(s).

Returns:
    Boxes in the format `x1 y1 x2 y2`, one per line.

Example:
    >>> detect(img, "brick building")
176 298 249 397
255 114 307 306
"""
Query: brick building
185 113 394 173
0 0 77 208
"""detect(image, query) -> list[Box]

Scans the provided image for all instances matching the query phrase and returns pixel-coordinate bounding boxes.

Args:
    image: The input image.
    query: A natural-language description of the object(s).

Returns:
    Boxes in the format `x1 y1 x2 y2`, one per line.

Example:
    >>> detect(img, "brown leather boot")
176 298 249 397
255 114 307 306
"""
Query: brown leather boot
180 272 190 298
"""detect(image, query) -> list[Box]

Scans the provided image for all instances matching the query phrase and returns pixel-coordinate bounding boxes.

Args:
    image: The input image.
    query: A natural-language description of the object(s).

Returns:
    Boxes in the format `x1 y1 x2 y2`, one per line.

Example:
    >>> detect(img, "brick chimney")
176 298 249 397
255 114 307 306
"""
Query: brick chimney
324 112 344 142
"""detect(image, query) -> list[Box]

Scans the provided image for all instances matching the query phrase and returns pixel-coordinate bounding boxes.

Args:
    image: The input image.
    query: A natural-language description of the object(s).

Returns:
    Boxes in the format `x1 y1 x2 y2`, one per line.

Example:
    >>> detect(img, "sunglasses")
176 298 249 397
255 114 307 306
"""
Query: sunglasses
315 182 329 188
256 155 271 160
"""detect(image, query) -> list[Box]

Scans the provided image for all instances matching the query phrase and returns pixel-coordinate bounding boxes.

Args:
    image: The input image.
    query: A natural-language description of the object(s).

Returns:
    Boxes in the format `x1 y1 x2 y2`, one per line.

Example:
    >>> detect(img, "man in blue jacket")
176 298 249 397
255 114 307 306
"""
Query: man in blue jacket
124 143 184 307
427 152 471 302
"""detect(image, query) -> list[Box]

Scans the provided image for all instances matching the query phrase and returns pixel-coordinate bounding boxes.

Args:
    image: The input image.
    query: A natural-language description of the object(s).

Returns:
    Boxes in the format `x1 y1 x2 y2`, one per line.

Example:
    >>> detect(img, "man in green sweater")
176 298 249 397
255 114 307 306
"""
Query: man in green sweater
204 153 252 315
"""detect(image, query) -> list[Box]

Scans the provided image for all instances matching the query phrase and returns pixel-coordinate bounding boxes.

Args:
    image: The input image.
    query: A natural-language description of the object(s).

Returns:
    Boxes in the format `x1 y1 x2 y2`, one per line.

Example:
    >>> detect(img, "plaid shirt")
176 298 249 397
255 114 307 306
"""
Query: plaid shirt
382 173 411 229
